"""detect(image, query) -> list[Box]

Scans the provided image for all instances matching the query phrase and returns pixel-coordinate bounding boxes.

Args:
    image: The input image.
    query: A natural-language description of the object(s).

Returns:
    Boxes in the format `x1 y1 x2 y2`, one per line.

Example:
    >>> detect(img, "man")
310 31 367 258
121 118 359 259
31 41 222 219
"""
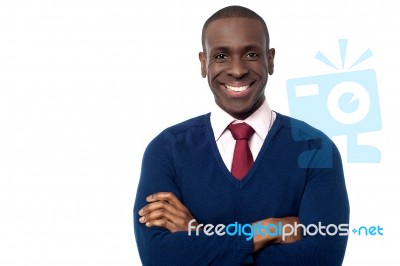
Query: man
134 5 349 265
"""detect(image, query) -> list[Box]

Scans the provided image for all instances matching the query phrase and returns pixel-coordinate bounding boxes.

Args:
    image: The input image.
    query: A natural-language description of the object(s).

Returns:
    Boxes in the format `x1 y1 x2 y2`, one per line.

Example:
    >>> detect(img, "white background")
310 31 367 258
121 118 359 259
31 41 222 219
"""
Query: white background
1 0 399 265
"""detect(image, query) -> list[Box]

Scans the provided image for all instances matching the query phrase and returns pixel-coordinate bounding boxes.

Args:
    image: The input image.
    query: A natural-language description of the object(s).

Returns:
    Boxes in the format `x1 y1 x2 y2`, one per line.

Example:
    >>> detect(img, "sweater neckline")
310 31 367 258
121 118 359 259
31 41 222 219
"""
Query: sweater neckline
204 111 283 189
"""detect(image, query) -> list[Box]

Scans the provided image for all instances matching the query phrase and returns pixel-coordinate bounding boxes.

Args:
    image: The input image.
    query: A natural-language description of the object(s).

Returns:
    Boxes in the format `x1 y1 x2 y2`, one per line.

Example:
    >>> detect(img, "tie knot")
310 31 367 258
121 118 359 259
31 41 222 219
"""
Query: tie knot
227 122 255 141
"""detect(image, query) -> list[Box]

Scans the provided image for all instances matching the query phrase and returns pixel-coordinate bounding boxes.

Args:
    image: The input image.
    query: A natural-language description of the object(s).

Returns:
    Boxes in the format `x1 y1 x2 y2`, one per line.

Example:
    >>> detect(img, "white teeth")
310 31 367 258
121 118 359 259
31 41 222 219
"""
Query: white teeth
225 85 250 92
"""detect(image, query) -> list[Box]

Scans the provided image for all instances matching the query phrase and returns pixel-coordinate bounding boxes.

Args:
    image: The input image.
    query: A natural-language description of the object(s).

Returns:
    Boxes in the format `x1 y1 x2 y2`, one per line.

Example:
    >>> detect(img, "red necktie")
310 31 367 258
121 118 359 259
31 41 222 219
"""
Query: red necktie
227 122 255 180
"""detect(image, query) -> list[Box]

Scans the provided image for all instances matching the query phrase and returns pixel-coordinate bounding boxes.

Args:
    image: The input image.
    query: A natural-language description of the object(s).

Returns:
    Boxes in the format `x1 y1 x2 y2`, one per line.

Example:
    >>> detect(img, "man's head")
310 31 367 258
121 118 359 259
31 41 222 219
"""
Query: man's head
199 6 275 120
201 6 270 53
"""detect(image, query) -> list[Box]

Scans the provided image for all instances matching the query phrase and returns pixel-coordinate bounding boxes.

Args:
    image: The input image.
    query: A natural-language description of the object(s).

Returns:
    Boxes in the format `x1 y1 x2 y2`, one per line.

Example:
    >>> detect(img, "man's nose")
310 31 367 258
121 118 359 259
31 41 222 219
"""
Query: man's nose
226 57 249 78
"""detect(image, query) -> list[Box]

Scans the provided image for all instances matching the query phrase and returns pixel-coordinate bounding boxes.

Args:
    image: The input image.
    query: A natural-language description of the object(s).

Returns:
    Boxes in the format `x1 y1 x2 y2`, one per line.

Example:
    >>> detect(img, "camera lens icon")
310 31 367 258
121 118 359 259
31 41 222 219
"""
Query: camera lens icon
287 69 382 163
327 81 371 125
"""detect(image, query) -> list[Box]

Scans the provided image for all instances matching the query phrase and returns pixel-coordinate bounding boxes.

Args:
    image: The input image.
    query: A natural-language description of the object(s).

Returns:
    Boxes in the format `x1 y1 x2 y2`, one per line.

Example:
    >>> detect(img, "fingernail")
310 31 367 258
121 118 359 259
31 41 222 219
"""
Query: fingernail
145 222 150 227
138 209 143 215
139 217 145 222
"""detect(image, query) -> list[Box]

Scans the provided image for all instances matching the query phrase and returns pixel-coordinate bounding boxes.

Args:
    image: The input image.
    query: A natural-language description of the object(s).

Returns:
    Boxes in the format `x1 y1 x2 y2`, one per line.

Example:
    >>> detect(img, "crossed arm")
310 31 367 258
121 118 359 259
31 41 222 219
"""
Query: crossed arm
138 192 301 252
135 181 349 266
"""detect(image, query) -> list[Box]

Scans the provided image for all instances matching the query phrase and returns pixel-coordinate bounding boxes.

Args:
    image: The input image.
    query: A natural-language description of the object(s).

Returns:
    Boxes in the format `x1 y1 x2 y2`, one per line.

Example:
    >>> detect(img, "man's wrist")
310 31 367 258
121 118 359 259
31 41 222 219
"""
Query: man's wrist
252 216 301 252
252 218 280 252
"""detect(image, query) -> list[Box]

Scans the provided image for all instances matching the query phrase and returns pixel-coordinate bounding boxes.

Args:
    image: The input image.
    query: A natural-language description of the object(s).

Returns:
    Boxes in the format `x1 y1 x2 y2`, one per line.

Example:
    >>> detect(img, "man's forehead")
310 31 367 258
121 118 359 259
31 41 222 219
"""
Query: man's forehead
204 17 266 50
205 17 264 32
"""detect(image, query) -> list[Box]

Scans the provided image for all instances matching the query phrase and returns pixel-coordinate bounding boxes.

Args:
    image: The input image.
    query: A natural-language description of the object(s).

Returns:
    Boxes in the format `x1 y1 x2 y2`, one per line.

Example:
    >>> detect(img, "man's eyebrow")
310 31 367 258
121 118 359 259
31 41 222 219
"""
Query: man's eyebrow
210 45 264 54
242 45 264 52
209 47 230 54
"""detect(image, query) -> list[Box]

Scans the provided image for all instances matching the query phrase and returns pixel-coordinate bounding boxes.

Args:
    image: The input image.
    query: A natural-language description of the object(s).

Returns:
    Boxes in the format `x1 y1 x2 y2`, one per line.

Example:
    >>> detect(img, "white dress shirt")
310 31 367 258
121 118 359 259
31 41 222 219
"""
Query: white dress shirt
210 100 276 171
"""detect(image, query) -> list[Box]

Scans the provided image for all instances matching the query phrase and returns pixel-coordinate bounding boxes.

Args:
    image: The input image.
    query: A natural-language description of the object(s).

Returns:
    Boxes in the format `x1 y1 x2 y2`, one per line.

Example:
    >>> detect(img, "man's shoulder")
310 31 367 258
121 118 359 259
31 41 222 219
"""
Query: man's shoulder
163 113 210 135
151 113 210 143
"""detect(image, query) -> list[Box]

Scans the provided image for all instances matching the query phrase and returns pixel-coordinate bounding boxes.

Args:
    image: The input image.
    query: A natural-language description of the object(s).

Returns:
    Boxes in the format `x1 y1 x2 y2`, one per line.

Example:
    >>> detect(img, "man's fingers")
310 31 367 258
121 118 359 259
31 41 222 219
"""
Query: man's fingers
145 192 188 211
280 216 302 243
138 192 196 232
141 213 190 233
144 218 177 232
139 200 187 219
139 200 172 215
139 209 179 225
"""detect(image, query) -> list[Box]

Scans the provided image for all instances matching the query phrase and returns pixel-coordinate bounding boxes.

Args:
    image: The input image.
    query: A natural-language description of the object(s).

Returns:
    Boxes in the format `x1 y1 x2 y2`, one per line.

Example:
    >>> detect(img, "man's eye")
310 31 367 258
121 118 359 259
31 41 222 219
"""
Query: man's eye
245 52 259 59
214 54 227 60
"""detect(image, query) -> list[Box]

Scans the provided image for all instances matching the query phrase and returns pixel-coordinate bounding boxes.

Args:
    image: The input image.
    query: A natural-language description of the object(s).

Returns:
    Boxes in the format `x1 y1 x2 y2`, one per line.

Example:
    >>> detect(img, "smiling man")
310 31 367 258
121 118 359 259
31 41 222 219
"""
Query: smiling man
134 5 349 266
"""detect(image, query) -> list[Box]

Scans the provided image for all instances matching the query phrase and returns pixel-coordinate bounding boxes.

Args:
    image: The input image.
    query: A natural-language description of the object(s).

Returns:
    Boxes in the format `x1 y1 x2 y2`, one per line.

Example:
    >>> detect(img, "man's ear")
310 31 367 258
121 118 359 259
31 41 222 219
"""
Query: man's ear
267 48 275 75
199 52 207 78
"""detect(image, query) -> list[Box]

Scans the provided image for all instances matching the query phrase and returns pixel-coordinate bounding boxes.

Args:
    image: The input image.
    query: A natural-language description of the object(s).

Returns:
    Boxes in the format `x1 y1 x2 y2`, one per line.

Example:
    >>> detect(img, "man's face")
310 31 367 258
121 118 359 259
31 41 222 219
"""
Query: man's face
199 17 275 120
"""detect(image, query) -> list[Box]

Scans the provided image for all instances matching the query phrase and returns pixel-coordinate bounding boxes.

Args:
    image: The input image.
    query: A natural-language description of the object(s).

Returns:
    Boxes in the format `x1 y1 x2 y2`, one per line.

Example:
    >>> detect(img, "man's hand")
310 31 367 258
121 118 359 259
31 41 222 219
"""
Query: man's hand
253 216 302 252
138 192 198 233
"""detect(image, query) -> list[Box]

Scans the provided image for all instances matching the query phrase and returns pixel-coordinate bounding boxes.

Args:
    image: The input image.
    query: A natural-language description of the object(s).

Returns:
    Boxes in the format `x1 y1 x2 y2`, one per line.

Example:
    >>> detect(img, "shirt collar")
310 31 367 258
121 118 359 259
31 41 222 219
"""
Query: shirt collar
210 100 273 141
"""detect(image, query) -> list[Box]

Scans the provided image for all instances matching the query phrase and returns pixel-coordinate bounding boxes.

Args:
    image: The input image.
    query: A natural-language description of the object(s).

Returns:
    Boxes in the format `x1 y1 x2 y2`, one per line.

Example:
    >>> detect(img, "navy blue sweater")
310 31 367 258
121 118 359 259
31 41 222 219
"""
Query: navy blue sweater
134 112 349 266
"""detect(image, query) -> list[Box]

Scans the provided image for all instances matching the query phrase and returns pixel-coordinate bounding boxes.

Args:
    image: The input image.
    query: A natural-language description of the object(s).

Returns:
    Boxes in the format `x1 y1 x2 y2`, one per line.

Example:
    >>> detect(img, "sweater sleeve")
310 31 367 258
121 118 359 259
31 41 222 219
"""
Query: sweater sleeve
133 134 254 266
253 141 350 266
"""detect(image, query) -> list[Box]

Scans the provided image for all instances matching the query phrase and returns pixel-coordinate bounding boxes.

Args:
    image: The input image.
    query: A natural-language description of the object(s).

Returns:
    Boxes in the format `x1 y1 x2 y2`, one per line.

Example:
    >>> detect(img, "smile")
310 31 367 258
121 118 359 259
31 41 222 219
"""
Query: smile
225 84 250 92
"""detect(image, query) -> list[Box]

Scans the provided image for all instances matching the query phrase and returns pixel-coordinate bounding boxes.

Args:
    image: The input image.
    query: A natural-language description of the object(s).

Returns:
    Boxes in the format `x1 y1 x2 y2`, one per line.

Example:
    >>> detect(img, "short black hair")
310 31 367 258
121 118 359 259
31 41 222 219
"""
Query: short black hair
201 5 270 52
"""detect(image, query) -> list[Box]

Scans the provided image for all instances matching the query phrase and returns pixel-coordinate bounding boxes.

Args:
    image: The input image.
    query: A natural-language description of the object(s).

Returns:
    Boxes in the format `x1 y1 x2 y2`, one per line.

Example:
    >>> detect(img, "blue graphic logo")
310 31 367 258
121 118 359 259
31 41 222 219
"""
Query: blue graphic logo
287 39 382 163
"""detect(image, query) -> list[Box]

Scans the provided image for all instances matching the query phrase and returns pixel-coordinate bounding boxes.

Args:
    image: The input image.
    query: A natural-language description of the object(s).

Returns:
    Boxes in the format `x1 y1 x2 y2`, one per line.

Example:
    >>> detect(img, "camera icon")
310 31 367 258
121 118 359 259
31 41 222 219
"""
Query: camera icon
287 69 382 163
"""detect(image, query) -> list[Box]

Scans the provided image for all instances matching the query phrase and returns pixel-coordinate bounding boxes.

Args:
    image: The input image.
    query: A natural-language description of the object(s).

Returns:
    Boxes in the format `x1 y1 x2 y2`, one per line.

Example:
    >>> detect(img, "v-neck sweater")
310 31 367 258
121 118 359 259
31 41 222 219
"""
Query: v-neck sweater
134 112 349 266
